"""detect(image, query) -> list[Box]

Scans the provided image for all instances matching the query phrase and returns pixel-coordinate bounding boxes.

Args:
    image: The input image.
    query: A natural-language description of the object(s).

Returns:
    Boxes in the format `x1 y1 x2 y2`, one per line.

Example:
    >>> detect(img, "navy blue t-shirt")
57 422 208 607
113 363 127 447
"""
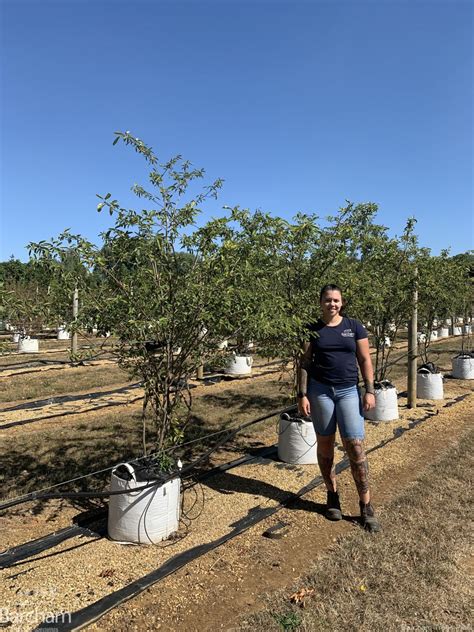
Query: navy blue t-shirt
308 317 368 386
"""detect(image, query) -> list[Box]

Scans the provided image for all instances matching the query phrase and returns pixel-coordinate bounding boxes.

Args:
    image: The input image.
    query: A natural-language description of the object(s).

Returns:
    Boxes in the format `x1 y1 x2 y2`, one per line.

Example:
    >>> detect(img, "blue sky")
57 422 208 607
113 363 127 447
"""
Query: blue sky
1 0 472 261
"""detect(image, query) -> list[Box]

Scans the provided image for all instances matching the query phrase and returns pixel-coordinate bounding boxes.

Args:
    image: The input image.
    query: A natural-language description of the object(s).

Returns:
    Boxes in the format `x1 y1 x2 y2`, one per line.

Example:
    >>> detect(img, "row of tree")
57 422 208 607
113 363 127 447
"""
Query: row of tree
1 132 472 451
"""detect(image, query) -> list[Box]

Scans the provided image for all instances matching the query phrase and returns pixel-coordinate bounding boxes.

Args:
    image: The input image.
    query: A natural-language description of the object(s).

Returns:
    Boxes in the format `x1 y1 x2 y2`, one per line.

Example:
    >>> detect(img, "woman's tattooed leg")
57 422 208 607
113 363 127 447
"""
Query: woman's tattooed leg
317 434 337 491
343 438 369 498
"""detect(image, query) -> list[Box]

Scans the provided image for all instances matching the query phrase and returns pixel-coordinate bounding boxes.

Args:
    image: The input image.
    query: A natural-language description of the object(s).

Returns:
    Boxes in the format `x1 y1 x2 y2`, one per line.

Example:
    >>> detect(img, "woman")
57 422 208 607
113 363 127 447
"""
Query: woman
298 284 380 532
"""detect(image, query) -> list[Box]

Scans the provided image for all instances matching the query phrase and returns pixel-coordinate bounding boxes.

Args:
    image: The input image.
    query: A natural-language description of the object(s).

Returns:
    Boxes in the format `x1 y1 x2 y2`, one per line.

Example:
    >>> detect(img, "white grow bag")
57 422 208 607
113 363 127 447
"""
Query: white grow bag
452 326 463 336
437 327 449 339
417 371 444 400
108 463 180 544
57 327 70 340
18 337 39 353
224 354 253 376
451 355 474 380
278 414 317 464
364 384 399 422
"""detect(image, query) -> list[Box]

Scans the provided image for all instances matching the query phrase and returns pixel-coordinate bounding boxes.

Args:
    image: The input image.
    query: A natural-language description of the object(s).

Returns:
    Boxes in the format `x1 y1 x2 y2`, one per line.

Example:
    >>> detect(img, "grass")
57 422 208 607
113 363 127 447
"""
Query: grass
374 336 465 384
0 362 130 403
0 336 115 368
240 428 473 632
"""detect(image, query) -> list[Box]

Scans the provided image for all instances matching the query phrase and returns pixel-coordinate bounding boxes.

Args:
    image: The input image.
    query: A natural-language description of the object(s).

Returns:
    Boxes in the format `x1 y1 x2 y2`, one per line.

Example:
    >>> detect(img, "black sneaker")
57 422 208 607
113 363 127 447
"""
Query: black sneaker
325 491 342 521
359 501 381 533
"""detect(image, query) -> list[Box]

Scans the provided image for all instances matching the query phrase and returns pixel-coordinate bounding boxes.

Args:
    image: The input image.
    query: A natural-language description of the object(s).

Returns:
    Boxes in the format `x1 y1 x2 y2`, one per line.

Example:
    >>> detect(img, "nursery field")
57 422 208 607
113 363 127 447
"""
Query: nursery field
0 334 472 631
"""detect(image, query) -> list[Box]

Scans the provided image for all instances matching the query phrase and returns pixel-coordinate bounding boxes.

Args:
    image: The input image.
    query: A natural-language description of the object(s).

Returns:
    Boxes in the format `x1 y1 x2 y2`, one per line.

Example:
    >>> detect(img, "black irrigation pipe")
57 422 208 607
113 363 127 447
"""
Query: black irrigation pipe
0 395 145 431
0 365 81 378
0 347 118 369
0 524 108 570
0 357 119 378
0 383 143 414
0 359 72 371
0 445 278 569
441 392 472 407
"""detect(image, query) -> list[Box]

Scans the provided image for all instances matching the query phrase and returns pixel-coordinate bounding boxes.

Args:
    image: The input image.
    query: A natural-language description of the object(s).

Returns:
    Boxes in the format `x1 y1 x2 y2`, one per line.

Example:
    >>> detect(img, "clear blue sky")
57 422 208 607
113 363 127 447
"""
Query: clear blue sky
1 0 472 261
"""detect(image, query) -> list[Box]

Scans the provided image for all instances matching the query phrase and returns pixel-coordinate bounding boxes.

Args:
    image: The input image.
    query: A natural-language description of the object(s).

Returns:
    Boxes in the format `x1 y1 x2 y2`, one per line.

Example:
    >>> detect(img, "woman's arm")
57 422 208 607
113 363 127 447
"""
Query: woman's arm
356 338 376 411
297 341 312 416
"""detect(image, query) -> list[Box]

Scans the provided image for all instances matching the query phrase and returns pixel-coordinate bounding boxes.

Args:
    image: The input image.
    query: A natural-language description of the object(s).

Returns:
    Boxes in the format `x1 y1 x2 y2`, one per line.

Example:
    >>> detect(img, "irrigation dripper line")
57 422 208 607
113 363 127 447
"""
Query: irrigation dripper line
0 382 143 414
0 357 118 378
0 365 80 379
0 395 145 431
0 358 71 371
0 524 108 570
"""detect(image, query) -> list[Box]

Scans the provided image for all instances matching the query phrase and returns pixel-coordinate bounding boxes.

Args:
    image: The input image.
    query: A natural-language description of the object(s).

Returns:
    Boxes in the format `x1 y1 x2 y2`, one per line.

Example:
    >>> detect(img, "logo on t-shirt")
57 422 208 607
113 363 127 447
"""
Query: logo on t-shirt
341 329 355 337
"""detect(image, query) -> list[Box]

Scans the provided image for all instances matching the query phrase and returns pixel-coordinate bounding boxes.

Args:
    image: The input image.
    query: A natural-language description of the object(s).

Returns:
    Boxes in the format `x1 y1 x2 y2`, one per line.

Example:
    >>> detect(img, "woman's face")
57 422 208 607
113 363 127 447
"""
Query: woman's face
320 290 343 318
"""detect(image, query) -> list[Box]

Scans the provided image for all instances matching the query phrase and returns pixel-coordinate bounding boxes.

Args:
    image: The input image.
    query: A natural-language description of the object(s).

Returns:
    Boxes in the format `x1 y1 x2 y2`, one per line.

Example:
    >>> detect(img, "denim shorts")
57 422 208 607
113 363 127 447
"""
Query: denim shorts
307 379 365 439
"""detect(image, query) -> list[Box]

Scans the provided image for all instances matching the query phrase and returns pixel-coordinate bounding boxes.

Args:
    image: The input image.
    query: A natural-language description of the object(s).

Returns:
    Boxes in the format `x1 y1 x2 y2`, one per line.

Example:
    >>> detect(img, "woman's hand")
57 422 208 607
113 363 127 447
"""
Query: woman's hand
298 395 311 416
363 392 376 411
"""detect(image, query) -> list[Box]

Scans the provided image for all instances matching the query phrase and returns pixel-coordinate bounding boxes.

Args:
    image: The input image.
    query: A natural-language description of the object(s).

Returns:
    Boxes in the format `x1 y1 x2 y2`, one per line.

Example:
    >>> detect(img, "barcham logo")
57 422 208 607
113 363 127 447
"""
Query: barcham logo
0 607 72 626
341 329 355 337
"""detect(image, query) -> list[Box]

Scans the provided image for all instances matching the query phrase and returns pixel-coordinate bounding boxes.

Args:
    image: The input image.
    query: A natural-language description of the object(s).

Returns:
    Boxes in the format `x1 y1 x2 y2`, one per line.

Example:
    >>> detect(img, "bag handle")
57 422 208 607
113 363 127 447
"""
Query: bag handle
112 462 136 481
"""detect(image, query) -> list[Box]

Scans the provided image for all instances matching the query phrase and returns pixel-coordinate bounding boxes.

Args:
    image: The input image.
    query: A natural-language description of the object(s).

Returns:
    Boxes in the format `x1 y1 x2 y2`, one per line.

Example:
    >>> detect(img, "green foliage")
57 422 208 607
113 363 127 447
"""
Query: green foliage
345 217 418 382
273 611 302 631
29 132 228 451
0 258 53 336
20 129 473 449
417 249 473 362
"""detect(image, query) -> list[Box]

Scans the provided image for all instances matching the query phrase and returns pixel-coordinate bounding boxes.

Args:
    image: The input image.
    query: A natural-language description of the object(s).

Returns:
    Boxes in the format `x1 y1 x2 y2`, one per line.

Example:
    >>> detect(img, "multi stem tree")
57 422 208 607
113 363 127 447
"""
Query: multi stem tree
29 133 254 456
193 207 290 357
416 249 455 366
265 203 381 391
347 217 419 384
0 259 51 339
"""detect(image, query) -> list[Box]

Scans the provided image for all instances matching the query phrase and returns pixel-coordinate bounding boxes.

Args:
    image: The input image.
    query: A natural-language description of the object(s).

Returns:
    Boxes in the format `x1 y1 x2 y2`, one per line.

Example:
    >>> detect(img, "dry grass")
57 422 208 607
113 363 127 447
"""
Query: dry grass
0 376 292 504
0 336 465 404
0 362 130 403
376 336 465 384
0 336 115 367
241 428 473 632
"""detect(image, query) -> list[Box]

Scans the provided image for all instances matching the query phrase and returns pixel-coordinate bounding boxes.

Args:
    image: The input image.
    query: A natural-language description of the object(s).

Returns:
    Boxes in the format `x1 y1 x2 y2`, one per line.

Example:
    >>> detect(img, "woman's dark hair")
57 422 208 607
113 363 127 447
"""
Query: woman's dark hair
319 284 343 302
